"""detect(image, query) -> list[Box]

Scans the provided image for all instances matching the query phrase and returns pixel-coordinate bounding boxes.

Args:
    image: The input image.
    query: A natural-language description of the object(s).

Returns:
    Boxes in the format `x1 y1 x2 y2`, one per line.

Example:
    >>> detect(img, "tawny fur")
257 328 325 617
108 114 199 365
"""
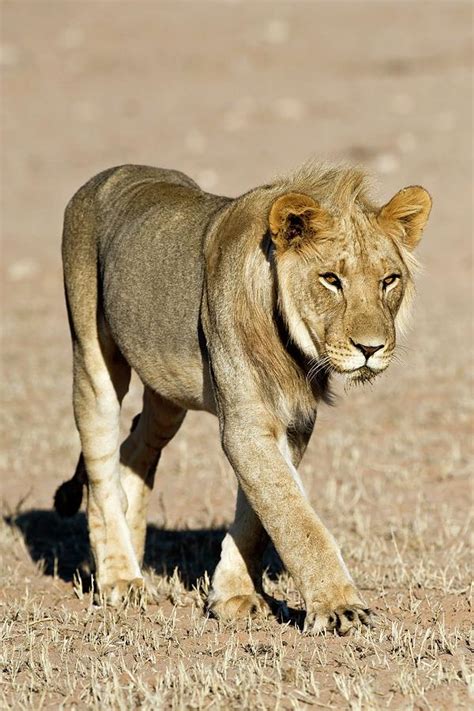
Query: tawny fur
55 162 431 633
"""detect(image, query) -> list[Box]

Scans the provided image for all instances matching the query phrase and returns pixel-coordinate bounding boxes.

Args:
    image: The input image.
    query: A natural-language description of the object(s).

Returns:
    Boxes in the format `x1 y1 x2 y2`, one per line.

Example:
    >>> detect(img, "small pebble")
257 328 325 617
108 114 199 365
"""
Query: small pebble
72 101 99 123
0 44 20 67
223 111 248 132
223 97 255 132
263 19 289 44
57 27 84 51
185 129 206 155
8 260 39 281
197 170 218 191
274 97 306 121
373 152 399 175
397 132 416 153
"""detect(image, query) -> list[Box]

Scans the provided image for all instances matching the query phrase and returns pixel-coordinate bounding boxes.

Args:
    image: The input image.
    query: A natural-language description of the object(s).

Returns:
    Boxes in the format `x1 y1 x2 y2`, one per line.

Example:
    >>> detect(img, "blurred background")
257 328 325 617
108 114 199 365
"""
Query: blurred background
1 1 472 531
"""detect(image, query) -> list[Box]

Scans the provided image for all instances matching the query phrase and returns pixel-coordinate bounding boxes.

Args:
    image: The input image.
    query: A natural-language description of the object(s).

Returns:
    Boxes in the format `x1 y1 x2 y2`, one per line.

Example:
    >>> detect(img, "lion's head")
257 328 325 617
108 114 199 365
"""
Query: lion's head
268 172 431 385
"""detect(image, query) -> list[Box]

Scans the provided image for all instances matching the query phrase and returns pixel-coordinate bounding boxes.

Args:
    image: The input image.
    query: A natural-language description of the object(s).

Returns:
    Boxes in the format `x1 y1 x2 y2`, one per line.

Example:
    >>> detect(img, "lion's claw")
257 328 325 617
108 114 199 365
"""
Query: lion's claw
304 604 373 635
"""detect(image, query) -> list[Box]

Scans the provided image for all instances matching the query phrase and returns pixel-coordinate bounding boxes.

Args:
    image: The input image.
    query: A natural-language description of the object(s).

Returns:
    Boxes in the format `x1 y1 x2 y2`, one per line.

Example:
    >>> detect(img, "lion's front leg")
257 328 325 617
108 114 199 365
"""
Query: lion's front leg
220 415 371 634
208 485 271 620
209 428 314 621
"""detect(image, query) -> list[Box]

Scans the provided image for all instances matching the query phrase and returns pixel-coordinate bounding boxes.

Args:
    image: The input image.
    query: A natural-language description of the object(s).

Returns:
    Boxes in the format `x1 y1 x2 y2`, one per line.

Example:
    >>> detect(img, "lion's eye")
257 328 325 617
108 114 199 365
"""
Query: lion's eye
382 274 400 289
320 272 342 289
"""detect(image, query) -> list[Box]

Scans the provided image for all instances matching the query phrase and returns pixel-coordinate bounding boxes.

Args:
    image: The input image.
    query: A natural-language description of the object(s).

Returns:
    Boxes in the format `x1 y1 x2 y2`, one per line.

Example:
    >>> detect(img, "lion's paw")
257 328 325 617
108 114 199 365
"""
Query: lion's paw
304 604 372 636
97 577 146 608
208 592 271 621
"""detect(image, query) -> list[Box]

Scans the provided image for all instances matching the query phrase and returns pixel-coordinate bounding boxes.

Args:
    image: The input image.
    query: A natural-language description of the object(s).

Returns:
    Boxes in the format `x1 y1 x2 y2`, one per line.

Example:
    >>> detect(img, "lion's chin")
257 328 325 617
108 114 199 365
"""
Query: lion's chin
344 365 381 389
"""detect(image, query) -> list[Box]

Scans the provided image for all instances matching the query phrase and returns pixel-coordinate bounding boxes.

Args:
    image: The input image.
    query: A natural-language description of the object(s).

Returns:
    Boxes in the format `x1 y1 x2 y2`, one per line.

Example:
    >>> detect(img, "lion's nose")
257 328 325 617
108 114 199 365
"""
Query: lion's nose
351 340 384 360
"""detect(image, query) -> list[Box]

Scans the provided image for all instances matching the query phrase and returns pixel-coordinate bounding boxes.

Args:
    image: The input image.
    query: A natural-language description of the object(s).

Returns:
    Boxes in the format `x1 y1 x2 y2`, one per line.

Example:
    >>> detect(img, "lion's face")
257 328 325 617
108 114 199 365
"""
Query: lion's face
295 219 409 383
269 187 431 384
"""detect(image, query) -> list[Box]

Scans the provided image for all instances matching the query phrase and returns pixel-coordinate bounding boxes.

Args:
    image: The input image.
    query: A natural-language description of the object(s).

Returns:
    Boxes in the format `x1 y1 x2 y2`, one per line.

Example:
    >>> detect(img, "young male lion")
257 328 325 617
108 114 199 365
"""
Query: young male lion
54 163 431 634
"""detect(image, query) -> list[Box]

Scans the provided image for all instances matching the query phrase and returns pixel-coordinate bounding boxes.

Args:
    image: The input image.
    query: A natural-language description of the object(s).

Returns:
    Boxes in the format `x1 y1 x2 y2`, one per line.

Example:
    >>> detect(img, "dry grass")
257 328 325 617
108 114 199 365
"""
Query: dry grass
1 446 471 711
1 313 472 709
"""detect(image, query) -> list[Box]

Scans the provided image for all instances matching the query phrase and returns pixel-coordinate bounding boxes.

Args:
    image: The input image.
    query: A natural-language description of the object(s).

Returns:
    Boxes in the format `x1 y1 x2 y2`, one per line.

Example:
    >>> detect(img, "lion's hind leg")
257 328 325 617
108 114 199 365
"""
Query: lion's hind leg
72 328 143 605
119 389 186 565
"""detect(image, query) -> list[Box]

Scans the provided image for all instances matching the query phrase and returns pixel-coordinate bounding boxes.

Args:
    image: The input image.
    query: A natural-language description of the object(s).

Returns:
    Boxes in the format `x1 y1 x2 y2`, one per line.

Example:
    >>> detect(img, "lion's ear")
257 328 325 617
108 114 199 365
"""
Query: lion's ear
378 186 432 251
269 192 333 252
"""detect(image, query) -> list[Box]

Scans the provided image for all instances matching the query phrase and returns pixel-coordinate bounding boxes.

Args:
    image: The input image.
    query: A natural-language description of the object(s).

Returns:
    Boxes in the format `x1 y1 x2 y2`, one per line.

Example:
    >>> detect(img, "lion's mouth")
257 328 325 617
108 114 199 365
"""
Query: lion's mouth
309 352 389 385
326 361 380 377
344 364 383 387
349 365 377 379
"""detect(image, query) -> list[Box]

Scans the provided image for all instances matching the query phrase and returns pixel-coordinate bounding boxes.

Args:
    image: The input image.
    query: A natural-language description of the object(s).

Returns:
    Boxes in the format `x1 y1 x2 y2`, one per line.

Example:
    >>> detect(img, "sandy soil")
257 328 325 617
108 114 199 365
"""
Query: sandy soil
1 2 472 709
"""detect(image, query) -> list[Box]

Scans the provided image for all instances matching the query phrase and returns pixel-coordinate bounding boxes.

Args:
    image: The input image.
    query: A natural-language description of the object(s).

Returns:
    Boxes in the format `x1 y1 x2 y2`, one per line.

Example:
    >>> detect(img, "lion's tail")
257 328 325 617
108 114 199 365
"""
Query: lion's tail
54 454 86 517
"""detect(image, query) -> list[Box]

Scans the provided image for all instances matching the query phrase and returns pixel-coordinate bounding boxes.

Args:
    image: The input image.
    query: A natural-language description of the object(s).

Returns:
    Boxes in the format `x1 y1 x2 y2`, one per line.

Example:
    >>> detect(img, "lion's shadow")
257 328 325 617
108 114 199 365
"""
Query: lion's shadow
6 509 283 591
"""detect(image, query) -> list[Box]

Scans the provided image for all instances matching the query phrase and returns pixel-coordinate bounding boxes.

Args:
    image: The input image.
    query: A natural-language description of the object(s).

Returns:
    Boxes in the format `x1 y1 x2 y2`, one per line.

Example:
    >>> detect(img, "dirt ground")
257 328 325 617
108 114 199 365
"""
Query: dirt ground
1 2 472 709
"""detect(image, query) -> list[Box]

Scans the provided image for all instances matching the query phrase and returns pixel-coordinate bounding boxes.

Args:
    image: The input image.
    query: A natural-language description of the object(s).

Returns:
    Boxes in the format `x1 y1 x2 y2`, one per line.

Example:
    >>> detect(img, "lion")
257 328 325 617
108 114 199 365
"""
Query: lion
54 162 431 634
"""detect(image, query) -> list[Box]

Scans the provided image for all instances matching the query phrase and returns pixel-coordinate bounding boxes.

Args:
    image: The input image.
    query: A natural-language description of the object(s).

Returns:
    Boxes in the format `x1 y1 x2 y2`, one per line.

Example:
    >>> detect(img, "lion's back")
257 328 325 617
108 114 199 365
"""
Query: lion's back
63 164 231 410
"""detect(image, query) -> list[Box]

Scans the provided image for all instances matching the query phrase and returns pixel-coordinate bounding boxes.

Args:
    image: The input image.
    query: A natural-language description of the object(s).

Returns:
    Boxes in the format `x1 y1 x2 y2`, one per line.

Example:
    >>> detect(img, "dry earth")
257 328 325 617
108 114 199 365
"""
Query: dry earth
1 2 472 709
